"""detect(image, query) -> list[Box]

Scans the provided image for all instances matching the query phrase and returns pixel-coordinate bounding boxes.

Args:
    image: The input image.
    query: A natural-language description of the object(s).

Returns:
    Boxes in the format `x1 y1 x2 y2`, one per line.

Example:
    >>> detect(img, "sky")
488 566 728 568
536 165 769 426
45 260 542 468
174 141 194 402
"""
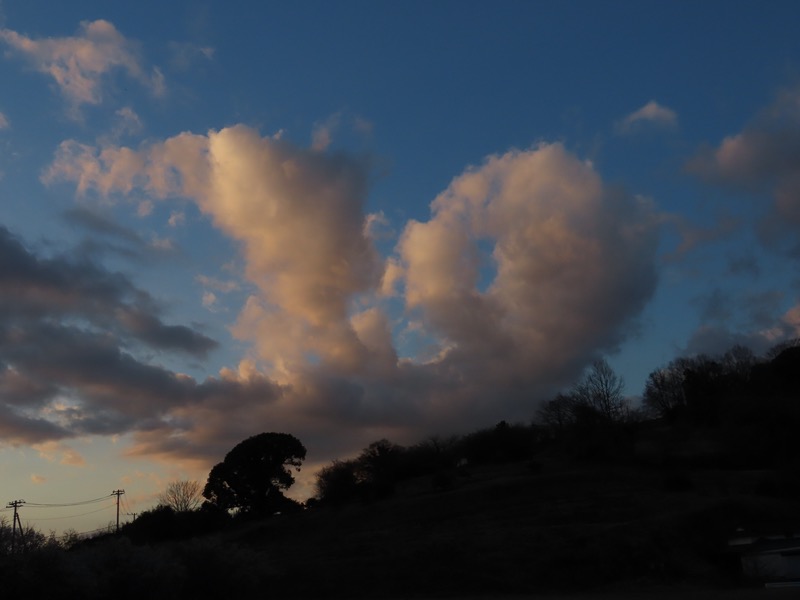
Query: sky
1 0 800 534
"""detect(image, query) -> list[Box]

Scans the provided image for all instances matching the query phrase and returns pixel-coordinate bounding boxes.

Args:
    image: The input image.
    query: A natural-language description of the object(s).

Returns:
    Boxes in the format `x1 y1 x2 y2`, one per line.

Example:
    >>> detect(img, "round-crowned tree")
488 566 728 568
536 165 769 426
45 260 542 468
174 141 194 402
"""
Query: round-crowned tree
203 432 306 515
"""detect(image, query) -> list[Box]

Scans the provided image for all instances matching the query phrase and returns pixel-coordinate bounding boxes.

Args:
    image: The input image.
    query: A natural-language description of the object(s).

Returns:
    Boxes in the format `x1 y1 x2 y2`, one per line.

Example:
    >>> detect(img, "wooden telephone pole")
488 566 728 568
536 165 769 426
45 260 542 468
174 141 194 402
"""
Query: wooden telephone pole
6 500 25 554
111 490 125 533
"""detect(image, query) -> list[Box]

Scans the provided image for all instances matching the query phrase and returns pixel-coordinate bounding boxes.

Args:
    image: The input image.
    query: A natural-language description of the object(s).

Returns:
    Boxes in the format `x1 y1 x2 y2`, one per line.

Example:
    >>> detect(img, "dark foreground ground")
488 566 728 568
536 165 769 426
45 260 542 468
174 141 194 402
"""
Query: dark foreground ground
220 461 800 598
7 459 799 599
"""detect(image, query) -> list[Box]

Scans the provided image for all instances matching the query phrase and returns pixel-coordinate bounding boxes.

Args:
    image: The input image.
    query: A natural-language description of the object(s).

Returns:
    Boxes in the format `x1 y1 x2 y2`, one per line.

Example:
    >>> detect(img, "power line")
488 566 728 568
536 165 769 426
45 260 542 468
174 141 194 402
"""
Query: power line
25 494 113 508
76 525 114 539
25 503 115 522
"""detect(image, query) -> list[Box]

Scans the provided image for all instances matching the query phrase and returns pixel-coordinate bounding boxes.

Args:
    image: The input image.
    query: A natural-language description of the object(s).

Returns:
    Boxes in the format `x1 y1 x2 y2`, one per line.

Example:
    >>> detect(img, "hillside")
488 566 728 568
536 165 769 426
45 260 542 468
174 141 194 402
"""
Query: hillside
5 457 800 599
211 460 800 598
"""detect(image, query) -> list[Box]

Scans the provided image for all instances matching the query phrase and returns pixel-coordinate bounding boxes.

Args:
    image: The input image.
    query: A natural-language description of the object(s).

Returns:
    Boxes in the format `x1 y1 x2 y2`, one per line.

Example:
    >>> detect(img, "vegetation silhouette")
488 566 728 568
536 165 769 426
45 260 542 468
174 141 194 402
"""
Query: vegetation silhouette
3 341 800 597
157 479 203 512
203 432 306 516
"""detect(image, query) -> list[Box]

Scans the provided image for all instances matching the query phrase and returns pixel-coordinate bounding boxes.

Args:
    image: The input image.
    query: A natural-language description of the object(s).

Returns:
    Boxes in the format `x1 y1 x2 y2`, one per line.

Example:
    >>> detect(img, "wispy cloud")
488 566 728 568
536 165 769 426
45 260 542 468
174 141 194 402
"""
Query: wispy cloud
0 110 8 129
34 441 86 466
113 107 143 137
63 207 177 262
617 100 678 133
311 112 342 151
687 86 800 254
168 41 214 70
0 20 164 116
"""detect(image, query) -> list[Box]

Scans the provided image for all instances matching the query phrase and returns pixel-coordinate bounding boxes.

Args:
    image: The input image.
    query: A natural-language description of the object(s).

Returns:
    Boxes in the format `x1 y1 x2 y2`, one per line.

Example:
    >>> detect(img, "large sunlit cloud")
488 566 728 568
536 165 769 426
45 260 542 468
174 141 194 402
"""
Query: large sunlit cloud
688 86 800 253
0 20 164 114
46 125 383 379
399 144 660 389
43 129 660 474
616 100 678 133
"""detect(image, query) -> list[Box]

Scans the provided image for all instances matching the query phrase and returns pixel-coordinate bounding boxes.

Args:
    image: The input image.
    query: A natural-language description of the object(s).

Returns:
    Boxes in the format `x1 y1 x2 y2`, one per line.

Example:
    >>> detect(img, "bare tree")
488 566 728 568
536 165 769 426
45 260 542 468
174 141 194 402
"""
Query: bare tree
536 393 579 432
157 480 203 512
573 358 627 421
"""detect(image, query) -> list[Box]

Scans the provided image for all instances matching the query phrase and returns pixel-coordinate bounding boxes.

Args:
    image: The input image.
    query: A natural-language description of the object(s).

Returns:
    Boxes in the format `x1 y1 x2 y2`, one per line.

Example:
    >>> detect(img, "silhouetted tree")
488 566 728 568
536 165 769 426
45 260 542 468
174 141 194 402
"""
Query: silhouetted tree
158 479 203 512
0 516 48 555
643 358 691 420
203 432 306 515
721 344 756 381
315 459 360 506
457 421 538 463
573 359 627 421
355 439 403 498
681 355 726 426
399 435 460 477
765 337 800 360
537 393 579 433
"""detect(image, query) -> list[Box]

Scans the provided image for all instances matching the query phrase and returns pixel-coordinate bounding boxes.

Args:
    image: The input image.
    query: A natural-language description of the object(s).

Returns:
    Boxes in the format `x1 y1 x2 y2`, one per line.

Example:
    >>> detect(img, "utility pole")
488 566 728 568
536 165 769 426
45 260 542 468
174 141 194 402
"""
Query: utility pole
6 500 25 554
126 512 137 522
111 490 125 533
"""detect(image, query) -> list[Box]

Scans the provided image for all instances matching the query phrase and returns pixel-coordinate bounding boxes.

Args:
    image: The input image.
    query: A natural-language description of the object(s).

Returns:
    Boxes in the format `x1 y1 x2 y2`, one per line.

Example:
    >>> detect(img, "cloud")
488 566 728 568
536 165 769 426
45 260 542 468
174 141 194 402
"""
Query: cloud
311 113 342 151
0 226 282 450
617 100 678 133
34 441 86 466
0 224 217 363
62 207 178 262
113 107 143 137
196 275 239 293
46 125 382 378
0 110 8 129
661 212 741 261
30 473 46 484
398 144 660 389
201 291 218 311
684 291 798 358
688 86 800 253
168 41 214 71
168 210 185 227
0 20 164 114
43 130 661 472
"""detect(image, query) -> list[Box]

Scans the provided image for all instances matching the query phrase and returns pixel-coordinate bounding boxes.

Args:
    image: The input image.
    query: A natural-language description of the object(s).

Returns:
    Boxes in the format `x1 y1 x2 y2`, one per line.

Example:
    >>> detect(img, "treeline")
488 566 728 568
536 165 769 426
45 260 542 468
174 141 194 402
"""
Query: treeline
313 357 633 506
3 339 799 596
639 341 800 470
312 422 541 507
314 342 800 507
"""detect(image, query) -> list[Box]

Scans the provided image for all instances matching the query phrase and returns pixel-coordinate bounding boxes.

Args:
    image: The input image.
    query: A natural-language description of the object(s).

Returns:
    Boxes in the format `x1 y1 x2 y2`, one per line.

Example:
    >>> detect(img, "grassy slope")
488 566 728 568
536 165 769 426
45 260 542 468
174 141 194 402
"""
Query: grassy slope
214 461 800 598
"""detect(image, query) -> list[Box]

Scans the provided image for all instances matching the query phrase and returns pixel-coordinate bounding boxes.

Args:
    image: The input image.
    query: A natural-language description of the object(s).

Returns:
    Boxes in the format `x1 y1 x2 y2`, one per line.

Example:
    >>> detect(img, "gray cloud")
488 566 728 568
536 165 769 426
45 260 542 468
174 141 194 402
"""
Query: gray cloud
688 86 800 254
63 207 179 262
0 225 215 357
0 225 234 446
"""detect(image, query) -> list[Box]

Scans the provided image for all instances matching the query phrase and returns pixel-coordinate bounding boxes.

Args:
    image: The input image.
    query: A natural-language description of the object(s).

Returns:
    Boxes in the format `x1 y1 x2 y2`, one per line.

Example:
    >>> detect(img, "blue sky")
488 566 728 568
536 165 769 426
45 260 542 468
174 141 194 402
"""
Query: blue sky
1 0 800 533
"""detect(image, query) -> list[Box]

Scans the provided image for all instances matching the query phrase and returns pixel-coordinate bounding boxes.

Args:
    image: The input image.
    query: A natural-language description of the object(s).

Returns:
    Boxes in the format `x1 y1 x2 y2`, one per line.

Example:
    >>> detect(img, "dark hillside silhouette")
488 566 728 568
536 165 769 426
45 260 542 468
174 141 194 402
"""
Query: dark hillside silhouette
3 343 800 596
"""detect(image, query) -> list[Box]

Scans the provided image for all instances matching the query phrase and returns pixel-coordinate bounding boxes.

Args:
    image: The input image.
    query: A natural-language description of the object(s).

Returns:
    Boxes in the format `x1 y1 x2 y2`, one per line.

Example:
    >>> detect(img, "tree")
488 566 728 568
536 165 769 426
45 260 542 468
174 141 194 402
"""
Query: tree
157 480 203 512
573 358 627 422
314 459 360 506
354 439 403 498
536 393 579 433
202 432 306 515
643 358 690 420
